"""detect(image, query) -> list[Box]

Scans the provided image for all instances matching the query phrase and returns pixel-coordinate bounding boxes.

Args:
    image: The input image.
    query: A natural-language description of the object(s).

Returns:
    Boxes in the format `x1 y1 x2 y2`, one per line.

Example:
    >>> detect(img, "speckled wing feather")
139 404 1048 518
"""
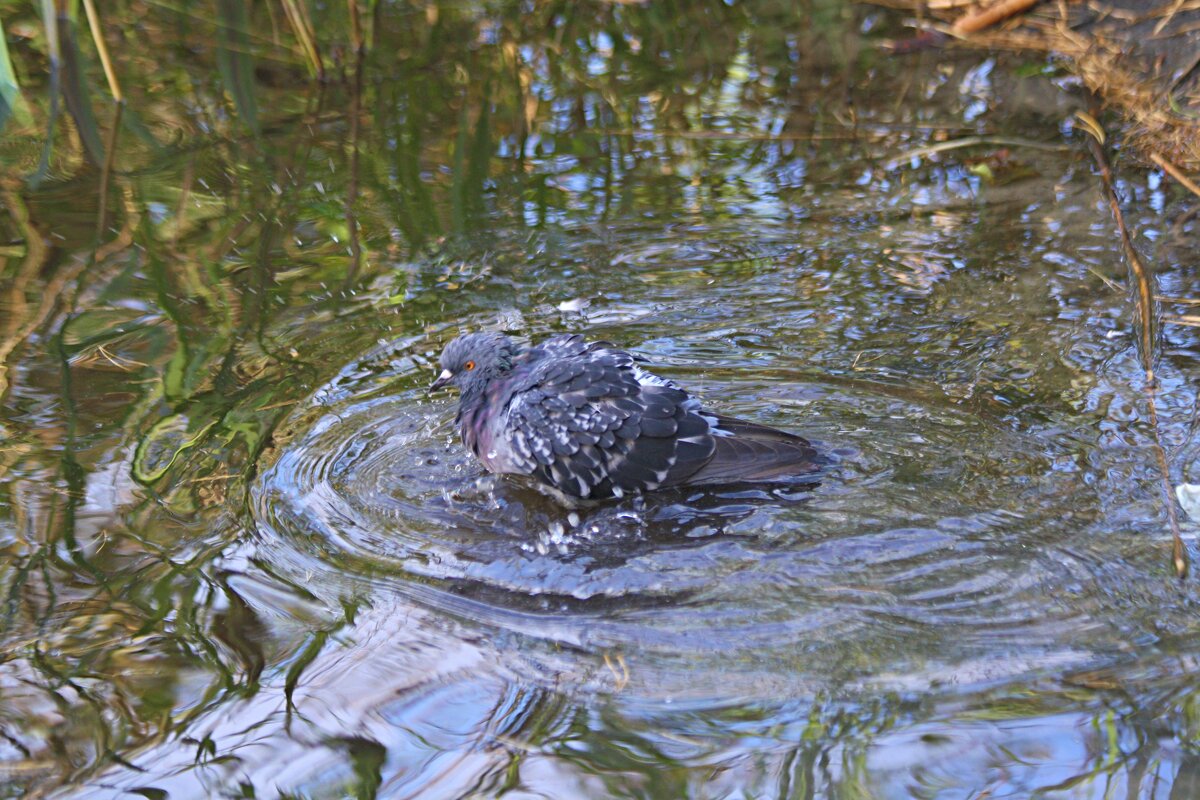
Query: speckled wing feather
502 336 716 498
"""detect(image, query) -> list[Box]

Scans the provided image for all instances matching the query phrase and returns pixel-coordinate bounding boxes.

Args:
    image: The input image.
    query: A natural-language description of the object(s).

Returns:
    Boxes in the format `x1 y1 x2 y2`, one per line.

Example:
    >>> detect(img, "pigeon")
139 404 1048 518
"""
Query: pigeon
430 332 826 500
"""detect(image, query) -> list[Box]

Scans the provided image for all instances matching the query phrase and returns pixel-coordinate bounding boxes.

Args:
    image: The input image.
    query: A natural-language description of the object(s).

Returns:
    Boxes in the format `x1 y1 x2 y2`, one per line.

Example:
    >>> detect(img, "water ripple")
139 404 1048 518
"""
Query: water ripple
251 337 1128 690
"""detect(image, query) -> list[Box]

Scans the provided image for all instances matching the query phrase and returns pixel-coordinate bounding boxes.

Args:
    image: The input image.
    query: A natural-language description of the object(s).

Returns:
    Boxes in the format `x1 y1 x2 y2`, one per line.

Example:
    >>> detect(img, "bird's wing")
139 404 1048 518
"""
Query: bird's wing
685 413 826 485
526 333 589 359
502 345 715 498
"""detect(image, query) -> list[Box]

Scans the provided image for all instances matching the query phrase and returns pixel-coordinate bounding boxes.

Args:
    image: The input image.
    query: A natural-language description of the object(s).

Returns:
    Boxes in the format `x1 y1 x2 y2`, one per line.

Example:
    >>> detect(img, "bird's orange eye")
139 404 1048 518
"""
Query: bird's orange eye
465 360 476 371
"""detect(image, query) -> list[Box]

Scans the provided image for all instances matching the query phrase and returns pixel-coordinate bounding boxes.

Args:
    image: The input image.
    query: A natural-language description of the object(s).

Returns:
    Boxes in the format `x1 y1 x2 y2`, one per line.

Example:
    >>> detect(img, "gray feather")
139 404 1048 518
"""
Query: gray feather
435 332 825 499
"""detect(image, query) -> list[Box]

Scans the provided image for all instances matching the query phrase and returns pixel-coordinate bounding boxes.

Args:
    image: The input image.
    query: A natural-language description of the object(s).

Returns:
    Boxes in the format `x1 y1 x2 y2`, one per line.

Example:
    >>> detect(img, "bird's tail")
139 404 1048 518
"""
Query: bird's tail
686 414 826 485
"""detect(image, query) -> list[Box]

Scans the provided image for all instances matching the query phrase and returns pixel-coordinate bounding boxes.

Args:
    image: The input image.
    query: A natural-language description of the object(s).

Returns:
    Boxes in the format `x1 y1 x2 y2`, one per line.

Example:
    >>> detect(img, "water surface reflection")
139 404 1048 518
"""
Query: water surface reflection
1 0 1199 797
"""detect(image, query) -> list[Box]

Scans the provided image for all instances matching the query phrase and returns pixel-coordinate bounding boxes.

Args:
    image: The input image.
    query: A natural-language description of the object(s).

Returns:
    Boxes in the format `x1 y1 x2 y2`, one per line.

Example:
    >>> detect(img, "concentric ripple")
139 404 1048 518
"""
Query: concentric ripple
251 334 1125 689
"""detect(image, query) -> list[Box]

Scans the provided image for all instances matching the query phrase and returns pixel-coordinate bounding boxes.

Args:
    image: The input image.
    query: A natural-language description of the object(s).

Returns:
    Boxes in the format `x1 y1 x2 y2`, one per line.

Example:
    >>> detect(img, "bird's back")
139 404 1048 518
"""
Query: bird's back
470 335 822 499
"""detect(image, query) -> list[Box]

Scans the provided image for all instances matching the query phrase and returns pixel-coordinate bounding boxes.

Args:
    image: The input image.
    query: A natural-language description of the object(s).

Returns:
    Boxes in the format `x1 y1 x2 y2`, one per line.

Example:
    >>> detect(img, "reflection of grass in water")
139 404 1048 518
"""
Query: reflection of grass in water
0 18 32 133
215 0 259 135
2 1 1192 797
1 0 877 187
0 126 371 792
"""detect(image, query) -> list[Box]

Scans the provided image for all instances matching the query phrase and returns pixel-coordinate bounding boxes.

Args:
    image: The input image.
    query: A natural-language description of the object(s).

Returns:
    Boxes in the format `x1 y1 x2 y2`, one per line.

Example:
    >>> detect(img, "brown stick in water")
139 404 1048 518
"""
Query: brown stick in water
1088 134 1189 579
953 0 1043 34
1151 153 1200 199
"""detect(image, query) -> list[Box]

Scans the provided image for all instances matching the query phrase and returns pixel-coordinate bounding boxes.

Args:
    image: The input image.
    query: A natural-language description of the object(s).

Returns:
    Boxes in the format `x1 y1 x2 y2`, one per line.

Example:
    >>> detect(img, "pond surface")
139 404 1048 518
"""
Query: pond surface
3 1 1200 797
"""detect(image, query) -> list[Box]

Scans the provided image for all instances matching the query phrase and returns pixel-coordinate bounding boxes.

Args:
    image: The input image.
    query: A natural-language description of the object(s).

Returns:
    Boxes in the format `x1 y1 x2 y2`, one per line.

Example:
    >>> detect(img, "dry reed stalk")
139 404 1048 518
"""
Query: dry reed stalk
1089 134 1189 579
953 0 1043 34
281 0 324 79
883 134 1070 169
81 0 122 101
1150 152 1200 197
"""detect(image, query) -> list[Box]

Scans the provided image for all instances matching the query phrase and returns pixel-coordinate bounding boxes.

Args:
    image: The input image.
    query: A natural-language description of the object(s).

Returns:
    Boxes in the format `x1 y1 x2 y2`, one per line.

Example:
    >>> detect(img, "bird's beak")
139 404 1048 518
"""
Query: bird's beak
428 368 454 392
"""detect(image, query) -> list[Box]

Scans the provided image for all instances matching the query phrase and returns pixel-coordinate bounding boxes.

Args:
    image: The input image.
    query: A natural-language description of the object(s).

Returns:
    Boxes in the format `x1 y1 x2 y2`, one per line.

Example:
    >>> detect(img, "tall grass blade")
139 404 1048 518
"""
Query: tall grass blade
59 14 105 166
216 0 260 134
120 105 163 150
347 0 363 56
96 101 122 237
30 0 62 186
0 18 33 133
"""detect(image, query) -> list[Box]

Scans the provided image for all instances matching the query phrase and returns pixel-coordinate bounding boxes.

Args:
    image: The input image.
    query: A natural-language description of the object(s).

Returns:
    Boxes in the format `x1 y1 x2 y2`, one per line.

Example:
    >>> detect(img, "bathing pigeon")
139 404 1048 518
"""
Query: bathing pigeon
430 332 825 500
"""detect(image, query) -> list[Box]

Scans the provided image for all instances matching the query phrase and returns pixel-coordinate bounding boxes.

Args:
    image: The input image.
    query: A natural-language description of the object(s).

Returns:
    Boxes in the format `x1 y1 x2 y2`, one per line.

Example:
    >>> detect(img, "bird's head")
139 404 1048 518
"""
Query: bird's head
429 332 517 395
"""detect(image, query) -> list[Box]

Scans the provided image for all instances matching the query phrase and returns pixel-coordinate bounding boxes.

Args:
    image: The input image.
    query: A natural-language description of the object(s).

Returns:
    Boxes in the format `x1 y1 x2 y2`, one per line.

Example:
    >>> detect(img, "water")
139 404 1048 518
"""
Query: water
2 2 1200 797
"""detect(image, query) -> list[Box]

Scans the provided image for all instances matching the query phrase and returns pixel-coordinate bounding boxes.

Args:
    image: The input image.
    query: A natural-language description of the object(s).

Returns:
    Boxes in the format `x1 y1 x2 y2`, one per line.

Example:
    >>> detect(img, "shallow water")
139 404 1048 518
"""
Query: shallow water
3 2 1200 797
